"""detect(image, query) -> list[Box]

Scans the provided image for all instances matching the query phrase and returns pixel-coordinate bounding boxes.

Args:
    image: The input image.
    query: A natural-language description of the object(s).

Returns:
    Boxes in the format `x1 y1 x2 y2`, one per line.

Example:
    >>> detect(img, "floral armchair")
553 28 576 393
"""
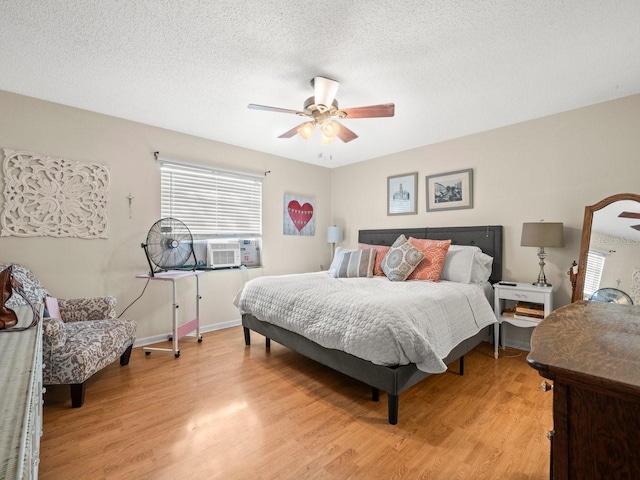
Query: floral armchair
2 263 137 408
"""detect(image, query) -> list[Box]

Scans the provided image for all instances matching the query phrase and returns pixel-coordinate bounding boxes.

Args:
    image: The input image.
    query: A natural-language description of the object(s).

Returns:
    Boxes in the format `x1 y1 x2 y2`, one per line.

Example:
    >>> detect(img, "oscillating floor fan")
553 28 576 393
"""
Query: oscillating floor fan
141 217 197 276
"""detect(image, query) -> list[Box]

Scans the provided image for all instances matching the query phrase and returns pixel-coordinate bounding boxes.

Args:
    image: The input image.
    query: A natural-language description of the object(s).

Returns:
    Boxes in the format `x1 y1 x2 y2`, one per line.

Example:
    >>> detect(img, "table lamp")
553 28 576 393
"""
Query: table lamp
521 222 565 287
327 225 343 258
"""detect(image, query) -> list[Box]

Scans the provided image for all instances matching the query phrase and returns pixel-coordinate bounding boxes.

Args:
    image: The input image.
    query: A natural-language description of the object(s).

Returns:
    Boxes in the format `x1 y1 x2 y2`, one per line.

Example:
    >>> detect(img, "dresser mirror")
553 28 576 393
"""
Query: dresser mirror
572 193 640 303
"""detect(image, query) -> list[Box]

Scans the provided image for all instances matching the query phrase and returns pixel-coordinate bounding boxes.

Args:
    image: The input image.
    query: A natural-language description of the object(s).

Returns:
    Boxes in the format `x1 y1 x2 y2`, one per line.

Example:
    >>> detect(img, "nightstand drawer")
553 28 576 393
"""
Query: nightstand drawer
499 289 546 304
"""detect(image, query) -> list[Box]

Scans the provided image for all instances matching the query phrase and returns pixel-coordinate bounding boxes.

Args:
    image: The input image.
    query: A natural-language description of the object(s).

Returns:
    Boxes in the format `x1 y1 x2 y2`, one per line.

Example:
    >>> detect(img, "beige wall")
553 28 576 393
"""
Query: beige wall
0 90 332 341
2 90 639 347
332 94 640 346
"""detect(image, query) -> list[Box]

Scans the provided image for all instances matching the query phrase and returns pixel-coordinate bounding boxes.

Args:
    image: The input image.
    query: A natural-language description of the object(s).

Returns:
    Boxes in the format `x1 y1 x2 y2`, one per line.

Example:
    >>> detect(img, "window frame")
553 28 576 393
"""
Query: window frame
158 157 263 239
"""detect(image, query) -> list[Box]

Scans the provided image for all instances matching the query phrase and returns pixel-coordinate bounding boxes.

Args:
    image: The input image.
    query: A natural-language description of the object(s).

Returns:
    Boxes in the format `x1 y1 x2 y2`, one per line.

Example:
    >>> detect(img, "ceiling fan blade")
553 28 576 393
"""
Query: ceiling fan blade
619 211 640 219
336 122 358 143
313 76 340 111
631 225 640 231
248 104 302 115
278 123 307 139
341 103 395 119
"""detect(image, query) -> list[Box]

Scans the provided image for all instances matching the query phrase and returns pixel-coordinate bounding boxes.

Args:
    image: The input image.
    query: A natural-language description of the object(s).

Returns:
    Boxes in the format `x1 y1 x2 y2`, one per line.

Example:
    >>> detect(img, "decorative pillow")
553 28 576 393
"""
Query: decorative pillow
381 235 425 282
334 249 376 278
328 247 351 276
406 238 452 281
45 296 61 319
358 243 390 276
440 245 494 283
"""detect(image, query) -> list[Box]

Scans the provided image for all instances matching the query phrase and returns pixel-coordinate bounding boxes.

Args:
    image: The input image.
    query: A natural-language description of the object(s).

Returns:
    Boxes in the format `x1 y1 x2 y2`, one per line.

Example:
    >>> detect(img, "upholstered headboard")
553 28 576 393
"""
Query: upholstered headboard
358 226 503 284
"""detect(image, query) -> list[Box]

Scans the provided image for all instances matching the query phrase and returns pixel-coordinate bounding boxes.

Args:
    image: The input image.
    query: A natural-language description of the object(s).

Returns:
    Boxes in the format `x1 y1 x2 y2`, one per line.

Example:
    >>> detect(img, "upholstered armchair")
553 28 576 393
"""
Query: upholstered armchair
1 263 136 407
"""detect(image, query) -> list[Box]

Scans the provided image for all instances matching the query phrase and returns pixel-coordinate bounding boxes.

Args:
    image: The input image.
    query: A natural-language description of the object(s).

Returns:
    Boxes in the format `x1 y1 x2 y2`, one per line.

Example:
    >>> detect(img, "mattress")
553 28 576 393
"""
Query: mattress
235 272 497 373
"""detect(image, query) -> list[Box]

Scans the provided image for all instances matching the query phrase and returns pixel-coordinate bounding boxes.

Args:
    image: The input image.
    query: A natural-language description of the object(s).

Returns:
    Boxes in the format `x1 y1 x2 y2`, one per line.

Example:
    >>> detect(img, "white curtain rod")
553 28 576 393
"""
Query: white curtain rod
154 152 266 181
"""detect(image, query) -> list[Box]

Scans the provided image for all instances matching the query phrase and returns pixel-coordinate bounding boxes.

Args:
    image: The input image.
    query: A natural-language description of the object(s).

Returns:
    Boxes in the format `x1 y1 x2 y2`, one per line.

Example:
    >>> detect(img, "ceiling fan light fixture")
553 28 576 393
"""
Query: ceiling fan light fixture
320 133 335 145
313 76 340 112
250 76 394 147
321 119 340 137
297 121 316 140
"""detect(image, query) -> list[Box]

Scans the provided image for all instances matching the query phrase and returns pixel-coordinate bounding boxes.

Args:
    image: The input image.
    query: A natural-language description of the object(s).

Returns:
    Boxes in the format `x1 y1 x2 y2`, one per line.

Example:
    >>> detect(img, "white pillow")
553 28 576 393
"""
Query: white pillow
440 245 493 284
328 247 351 276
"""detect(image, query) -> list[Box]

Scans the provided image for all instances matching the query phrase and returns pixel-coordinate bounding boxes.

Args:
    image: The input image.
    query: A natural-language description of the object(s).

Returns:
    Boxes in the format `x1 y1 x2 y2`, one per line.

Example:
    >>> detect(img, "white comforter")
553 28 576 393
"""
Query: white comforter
234 272 497 373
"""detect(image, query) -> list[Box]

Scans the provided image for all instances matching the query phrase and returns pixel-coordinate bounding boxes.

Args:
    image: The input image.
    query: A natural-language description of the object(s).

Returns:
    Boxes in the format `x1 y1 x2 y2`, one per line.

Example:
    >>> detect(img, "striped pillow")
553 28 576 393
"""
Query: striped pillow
358 243 390 276
335 249 376 278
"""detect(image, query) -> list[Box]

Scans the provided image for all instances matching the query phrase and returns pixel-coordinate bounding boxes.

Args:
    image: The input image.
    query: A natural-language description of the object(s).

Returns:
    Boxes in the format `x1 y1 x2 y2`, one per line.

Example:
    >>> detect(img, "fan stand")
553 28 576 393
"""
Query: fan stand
141 242 158 277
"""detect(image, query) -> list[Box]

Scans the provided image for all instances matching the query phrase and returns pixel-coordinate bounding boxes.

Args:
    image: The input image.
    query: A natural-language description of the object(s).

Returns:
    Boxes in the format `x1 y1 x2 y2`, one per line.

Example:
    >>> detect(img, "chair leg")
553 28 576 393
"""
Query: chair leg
70 383 85 408
120 344 133 366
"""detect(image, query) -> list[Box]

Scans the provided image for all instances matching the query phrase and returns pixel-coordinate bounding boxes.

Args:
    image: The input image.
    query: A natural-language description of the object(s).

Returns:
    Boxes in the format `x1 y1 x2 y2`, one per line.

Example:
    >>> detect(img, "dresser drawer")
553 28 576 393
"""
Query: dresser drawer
499 289 546 304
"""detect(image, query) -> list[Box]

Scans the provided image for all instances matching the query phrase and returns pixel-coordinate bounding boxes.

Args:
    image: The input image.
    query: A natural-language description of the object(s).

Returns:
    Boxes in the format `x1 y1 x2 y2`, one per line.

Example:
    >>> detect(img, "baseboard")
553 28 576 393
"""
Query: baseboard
133 318 242 348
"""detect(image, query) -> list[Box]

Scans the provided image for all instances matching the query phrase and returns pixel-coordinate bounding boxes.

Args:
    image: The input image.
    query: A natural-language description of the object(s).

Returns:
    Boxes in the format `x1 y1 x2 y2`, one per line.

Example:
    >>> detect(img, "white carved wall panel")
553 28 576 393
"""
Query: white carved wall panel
1 149 110 238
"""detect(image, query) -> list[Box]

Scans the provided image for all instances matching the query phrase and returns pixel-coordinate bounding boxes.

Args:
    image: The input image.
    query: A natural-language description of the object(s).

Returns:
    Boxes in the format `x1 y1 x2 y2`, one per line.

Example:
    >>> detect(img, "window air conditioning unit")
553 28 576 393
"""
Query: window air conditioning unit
207 240 241 269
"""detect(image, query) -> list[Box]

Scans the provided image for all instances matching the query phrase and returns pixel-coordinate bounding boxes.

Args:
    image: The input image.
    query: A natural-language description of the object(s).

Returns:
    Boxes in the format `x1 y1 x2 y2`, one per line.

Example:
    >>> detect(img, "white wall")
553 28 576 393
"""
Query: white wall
331 94 640 348
0 90 332 341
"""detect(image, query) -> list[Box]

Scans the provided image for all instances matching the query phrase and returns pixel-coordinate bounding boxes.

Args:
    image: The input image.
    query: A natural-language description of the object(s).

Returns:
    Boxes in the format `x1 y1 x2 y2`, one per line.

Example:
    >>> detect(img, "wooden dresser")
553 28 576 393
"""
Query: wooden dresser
0 306 43 480
527 300 640 479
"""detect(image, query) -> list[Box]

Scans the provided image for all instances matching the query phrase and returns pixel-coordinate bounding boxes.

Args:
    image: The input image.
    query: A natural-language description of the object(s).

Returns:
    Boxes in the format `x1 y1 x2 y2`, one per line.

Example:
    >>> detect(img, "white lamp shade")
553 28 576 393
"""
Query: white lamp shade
521 222 565 247
327 226 343 244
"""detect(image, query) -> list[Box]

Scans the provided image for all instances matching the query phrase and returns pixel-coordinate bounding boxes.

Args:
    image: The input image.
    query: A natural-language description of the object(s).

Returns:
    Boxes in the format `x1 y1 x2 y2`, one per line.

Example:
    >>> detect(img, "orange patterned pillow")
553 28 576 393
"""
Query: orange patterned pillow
358 243 390 276
406 238 452 281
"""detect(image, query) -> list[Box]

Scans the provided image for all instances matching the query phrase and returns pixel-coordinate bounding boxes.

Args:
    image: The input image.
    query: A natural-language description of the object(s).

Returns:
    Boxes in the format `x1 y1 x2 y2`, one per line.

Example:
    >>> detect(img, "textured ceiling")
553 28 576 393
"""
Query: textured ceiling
1 1 640 168
593 200 640 240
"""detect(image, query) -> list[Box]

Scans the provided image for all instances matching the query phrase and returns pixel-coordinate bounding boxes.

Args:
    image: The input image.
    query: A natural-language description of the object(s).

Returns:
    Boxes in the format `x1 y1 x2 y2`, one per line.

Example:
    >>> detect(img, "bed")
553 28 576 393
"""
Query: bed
238 226 503 424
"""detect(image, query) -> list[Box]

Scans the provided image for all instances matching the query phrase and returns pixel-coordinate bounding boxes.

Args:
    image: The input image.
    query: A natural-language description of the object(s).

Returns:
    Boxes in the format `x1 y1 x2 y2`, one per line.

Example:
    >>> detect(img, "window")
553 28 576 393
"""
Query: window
158 158 263 268
159 159 262 238
583 250 606 299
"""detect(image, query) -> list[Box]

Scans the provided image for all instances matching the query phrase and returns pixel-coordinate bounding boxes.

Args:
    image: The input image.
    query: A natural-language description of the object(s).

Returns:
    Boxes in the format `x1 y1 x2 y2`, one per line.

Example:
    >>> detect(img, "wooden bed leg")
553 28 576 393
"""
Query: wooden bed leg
265 337 270 349
388 394 399 425
459 355 464 376
243 327 251 346
372 387 380 402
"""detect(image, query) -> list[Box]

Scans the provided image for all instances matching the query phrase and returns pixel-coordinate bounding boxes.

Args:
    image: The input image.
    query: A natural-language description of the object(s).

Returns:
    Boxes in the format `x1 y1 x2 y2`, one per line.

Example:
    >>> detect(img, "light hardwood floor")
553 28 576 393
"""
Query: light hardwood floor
40 327 552 479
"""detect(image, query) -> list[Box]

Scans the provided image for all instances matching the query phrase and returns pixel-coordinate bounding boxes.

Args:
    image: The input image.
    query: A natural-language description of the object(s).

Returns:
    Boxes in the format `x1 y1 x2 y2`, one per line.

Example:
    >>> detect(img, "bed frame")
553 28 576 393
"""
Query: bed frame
242 225 503 424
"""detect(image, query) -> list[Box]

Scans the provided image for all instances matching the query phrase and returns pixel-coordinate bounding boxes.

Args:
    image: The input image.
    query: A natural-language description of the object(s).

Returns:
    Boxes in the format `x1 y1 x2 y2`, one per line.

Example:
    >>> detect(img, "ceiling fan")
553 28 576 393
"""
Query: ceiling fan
248 76 395 144
618 211 640 231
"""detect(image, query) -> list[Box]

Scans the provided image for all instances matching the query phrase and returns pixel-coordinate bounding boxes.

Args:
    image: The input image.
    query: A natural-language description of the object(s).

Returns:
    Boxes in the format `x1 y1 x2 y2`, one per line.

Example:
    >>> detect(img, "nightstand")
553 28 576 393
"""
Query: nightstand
493 282 553 359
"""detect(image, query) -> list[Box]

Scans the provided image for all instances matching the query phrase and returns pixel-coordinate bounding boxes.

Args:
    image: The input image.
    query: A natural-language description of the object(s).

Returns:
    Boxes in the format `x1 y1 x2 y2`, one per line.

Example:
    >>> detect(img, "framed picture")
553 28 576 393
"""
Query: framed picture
425 168 473 212
387 172 418 216
283 193 315 236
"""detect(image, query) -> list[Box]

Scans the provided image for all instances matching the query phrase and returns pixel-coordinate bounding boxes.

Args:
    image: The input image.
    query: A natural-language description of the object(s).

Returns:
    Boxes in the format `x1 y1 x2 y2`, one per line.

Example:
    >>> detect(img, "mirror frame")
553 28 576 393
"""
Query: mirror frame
573 192 640 302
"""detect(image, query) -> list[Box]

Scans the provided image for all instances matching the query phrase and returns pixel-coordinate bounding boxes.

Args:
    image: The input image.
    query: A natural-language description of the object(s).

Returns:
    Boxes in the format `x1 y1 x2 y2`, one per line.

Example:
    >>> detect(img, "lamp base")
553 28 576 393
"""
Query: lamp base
533 247 551 288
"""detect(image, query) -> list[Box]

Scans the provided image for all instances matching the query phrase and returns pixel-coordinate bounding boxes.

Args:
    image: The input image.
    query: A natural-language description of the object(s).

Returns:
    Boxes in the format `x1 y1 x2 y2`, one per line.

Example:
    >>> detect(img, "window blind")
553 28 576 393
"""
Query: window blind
583 250 606 298
160 160 262 237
